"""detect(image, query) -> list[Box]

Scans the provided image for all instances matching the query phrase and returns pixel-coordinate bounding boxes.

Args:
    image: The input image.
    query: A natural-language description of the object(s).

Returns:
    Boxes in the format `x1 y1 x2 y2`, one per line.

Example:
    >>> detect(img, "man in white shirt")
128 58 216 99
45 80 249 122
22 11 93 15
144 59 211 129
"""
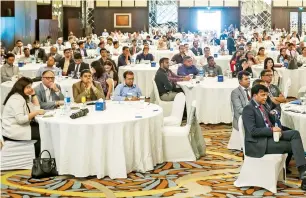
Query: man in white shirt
102 29 109 37
36 56 60 77
12 40 24 55
105 37 113 51
18 47 32 63
111 41 121 56
54 38 65 51
183 43 196 64
34 70 64 110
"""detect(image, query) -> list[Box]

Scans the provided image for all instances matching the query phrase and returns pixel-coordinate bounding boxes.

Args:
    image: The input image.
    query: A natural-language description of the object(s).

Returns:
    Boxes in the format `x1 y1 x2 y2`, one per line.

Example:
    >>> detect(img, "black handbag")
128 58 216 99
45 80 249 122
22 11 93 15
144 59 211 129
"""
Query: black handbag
30 150 58 179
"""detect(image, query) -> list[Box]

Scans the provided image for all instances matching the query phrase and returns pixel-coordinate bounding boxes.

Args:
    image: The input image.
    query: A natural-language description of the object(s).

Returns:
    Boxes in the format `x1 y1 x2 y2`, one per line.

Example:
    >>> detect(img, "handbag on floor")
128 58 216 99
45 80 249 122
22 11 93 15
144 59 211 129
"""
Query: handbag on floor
29 150 58 180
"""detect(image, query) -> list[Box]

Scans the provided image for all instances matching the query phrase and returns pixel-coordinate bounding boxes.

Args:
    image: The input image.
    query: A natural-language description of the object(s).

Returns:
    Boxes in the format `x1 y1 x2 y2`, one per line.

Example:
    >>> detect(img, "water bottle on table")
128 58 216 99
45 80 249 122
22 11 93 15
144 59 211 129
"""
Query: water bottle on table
64 91 71 115
199 67 204 80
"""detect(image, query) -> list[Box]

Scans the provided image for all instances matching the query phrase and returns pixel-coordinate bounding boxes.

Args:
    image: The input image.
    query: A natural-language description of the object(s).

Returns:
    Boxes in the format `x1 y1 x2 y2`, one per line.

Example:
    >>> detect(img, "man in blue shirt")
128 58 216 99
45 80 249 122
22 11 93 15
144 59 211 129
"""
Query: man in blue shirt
177 56 199 76
118 46 131 67
136 46 154 62
114 70 142 101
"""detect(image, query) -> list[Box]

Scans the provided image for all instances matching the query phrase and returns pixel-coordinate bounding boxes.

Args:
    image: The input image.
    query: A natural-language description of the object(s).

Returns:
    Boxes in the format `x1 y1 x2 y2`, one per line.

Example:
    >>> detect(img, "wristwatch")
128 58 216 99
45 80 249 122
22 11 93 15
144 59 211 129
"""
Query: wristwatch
31 94 36 97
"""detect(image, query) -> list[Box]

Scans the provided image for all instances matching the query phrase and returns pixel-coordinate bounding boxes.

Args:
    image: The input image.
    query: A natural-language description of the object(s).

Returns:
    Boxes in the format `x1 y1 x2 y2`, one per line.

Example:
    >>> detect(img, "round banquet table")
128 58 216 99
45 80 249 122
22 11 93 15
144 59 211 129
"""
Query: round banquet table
36 101 164 179
281 103 306 150
118 64 178 97
177 77 239 124
252 65 306 97
195 55 231 73
0 63 44 78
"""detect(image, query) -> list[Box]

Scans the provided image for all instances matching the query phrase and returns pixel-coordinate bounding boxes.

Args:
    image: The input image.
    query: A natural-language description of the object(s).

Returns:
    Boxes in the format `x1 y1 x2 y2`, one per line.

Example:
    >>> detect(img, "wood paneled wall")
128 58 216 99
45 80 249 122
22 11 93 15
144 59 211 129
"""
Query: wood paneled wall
272 7 300 30
94 7 149 35
63 7 82 40
1 1 14 17
178 7 241 32
37 19 58 43
37 5 52 19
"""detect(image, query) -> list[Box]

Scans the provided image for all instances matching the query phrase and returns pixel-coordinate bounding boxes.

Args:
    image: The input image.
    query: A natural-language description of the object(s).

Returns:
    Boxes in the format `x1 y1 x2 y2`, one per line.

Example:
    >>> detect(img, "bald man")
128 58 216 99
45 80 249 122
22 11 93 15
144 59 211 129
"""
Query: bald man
47 46 62 62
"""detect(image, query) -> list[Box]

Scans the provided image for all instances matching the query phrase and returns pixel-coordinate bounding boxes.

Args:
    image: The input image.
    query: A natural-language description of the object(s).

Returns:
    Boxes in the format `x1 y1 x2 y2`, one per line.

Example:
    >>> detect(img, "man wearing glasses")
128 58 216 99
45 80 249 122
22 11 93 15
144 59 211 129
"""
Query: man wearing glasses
34 70 64 110
260 69 286 104
67 53 90 78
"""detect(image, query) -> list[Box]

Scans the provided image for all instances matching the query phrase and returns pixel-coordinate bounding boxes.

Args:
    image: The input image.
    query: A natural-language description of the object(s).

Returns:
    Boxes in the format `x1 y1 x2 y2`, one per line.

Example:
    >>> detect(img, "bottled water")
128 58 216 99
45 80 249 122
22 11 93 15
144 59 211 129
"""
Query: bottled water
227 69 232 79
199 67 204 80
64 91 71 115
279 56 284 64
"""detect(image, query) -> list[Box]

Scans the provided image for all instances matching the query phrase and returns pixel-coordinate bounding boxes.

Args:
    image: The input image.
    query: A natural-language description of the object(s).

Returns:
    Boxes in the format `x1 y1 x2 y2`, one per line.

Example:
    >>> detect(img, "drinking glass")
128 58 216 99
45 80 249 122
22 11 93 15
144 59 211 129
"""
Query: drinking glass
127 92 133 102
189 74 194 80
205 72 209 77
31 71 36 78
71 71 75 78
110 92 114 101
140 96 145 104
77 72 81 79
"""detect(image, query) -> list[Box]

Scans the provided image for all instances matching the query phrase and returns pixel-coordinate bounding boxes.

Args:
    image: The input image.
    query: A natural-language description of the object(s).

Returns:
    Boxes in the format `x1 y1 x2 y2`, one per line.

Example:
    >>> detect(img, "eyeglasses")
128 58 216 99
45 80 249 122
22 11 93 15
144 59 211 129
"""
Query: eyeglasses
42 77 55 80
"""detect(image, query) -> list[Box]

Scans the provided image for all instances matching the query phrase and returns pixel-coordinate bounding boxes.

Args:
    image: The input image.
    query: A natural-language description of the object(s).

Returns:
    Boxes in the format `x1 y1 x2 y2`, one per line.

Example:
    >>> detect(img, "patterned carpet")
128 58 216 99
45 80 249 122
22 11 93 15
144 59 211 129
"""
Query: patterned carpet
1 124 306 197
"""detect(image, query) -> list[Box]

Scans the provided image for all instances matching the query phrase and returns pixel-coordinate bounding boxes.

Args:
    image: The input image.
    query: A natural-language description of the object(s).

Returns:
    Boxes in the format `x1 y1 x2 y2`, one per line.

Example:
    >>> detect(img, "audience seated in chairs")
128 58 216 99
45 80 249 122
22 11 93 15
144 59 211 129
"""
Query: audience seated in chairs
171 45 185 64
30 40 47 63
154 57 188 101
104 60 119 87
177 56 199 76
277 47 290 63
2 77 45 157
203 56 223 77
236 59 253 77
242 84 306 190
260 69 286 104
129 39 141 56
72 69 105 103
36 56 60 78
1 53 19 82
67 53 90 78
56 48 73 76
114 70 142 101
191 41 203 56
34 70 64 110
118 46 131 67
255 47 267 64
231 71 251 132
264 57 280 86
76 41 88 57
91 61 113 100
47 46 62 63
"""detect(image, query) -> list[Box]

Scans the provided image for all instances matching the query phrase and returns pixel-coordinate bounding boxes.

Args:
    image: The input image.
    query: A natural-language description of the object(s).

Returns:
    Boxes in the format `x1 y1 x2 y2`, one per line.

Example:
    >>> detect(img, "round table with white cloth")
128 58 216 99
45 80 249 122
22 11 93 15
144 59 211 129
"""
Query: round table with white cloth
252 65 306 97
281 103 306 150
118 64 178 98
177 77 239 124
36 101 164 179
0 63 44 78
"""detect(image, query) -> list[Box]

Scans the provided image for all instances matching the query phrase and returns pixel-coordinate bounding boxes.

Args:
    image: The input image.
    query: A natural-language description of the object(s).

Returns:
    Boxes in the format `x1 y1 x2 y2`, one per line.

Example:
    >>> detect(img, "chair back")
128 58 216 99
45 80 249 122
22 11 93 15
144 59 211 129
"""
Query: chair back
238 116 246 155
170 92 185 118
187 100 196 125
298 86 306 98
152 78 161 104
283 78 291 99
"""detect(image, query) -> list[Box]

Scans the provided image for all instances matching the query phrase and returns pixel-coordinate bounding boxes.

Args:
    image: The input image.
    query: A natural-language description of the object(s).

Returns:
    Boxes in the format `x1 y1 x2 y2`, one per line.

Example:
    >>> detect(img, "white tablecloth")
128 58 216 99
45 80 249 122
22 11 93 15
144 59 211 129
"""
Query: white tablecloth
37 102 164 179
118 64 178 97
178 77 238 124
281 104 306 150
0 63 44 78
252 65 306 97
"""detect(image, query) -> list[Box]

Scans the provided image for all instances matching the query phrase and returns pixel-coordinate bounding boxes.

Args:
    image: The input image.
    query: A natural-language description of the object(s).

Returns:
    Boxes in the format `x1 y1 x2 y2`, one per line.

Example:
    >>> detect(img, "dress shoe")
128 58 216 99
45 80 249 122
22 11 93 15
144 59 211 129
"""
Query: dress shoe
298 164 306 180
302 179 306 190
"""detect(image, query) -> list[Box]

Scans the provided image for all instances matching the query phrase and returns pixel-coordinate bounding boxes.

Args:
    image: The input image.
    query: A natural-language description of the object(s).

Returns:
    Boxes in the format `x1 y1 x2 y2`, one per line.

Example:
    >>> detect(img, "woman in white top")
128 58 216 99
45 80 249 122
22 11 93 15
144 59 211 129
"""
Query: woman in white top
2 77 45 157
264 57 280 86
297 47 306 66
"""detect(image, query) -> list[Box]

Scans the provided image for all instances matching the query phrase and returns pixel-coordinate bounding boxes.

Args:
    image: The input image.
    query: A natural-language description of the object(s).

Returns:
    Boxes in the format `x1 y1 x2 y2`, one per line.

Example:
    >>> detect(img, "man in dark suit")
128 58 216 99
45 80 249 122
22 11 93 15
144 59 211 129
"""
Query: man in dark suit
227 31 236 55
47 46 62 63
91 47 116 69
67 53 90 78
242 84 306 190
57 48 74 76
75 41 87 57
34 70 64 110
191 41 203 56
30 40 47 62
129 39 141 56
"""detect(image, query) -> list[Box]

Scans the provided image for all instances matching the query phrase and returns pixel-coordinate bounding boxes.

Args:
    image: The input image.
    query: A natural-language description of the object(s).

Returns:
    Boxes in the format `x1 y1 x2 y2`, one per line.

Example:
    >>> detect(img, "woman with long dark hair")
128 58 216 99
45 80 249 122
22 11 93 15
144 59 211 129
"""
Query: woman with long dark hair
104 60 119 87
264 57 280 86
255 47 267 64
229 51 241 73
91 61 113 100
244 51 258 66
2 77 44 157
277 47 290 63
236 58 253 77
